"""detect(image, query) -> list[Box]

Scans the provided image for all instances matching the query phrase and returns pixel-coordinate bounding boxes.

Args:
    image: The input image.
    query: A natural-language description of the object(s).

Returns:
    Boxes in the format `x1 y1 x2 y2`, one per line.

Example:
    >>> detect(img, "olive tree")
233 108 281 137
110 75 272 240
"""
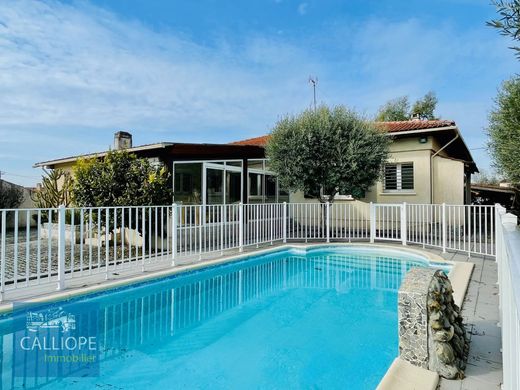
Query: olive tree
266 105 390 203
487 76 520 185
488 0 520 59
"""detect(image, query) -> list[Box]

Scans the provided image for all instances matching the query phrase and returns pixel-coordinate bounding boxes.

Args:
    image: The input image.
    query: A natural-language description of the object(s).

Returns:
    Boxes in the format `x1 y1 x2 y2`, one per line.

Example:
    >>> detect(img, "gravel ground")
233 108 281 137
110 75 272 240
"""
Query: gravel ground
0 234 154 283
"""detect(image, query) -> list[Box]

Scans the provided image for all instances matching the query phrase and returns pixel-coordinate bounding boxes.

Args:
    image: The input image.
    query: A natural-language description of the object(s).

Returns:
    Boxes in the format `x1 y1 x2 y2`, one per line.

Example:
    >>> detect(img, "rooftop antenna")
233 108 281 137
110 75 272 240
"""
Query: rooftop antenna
308 76 318 111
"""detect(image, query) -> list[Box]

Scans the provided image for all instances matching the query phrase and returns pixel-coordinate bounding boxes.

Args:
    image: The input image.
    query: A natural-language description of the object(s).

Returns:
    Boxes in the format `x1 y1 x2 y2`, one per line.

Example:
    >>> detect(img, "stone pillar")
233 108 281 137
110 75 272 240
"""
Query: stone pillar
398 268 435 368
398 268 469 379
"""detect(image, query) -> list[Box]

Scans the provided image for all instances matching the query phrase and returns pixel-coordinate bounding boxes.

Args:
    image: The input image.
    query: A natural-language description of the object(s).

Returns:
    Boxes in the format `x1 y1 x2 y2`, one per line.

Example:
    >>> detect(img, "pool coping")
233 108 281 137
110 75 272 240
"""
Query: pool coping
0 242 453 315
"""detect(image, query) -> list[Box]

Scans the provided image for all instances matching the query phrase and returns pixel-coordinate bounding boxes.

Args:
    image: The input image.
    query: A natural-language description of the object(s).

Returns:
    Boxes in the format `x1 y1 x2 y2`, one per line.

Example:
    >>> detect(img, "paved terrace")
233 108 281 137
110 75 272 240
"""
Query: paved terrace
0 241 502 389
434 249 502 390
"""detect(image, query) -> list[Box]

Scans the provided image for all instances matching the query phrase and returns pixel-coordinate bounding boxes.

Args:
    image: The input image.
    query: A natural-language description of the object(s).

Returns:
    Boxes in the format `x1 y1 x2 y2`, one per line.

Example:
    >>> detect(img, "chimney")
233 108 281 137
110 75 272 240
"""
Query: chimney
114 131 132 150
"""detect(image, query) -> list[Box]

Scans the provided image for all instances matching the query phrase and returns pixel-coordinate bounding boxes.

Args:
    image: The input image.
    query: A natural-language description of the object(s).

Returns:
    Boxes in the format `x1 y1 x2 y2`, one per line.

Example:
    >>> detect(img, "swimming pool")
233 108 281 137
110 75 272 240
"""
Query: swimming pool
0 245 449 389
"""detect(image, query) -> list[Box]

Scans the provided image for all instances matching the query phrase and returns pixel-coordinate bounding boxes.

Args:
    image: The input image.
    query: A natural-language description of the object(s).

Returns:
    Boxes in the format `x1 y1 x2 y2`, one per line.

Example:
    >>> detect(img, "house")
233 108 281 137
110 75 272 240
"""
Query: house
34 131 289 206
34 120 477 206
232 120 477 205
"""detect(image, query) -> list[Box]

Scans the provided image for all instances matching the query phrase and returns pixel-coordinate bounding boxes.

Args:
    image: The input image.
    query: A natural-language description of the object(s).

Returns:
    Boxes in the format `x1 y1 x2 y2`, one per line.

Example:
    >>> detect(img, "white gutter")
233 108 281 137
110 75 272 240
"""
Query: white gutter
384 126 458 137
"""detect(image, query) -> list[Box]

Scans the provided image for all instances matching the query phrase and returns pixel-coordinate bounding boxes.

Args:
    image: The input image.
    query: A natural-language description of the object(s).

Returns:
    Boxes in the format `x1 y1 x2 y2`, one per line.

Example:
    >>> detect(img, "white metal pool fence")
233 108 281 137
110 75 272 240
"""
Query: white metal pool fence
0 202 496 298
495 205 520 390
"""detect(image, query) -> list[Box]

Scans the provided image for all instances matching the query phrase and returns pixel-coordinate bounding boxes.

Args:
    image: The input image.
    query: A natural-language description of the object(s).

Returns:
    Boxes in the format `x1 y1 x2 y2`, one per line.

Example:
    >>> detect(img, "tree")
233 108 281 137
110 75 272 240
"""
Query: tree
72 150 172 207
32 169 73 209
266 105 390 203
487 76 520 185
488 0 520 59
411 91 438 120
376 92 439 121
376 96 410 121
0 180 24 209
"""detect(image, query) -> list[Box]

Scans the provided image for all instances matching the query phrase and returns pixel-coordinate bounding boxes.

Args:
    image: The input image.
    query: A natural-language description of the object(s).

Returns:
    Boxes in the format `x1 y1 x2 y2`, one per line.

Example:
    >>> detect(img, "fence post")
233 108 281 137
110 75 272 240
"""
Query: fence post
326 202 330 243
57 205 66 291
199 206 203 260
442 203 447 253
221 205 225 254
401 202 407 246
239 203 244 252
105 208 110 280
283 202 287 243
370 202 375 243
495 204 503 317
0 211 6 301
495 205 500 267
171 204 177 266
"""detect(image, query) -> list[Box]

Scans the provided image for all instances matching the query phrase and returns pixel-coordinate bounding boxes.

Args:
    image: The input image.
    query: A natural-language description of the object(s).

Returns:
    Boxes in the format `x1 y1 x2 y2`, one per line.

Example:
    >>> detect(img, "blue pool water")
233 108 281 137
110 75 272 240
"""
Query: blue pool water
0 246 449 389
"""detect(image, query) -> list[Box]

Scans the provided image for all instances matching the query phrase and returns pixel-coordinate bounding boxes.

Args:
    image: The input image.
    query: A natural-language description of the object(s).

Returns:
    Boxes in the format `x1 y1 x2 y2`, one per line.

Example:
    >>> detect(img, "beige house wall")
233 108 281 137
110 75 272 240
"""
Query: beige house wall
363 149 432 204
432 156 464 204
289 134 467 207
51 162 76 188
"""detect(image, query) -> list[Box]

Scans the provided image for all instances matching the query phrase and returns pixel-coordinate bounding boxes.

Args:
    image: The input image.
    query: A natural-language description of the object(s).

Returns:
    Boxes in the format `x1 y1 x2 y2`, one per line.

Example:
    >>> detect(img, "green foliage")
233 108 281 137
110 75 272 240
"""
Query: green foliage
32 169 73 208
266 105 390 202
487 76 520 185
488 0 520 59
0 181 24 209
376 92 438 121
411 91 438 120
375 96 410 121
72 150 172 207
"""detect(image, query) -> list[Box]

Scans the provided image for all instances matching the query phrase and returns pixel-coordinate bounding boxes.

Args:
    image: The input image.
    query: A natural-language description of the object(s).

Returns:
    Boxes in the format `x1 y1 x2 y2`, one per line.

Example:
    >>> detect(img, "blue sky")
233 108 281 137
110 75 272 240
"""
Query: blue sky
0 0 517 186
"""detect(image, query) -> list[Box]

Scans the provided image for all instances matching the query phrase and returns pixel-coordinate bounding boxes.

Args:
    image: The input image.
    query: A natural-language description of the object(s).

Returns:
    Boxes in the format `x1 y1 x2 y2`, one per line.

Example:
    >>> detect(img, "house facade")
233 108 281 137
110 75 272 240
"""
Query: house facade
34 132 289 206
231 120 477 205
34 120 477 206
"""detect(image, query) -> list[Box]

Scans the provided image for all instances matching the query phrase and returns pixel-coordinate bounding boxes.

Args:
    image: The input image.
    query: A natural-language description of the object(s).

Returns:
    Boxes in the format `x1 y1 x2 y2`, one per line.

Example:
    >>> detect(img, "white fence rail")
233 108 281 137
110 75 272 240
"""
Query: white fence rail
495 205 520 390
0 202 496 299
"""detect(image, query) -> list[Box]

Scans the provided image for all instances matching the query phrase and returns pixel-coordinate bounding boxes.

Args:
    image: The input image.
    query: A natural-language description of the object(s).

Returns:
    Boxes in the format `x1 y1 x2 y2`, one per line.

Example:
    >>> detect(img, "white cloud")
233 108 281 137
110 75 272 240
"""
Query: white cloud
0 0 516 185
0 0 315 134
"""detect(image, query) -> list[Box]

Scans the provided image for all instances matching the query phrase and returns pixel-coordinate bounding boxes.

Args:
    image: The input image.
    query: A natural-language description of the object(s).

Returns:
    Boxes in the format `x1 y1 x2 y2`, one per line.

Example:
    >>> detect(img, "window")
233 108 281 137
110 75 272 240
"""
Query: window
384 163 414 191
248 173 263 197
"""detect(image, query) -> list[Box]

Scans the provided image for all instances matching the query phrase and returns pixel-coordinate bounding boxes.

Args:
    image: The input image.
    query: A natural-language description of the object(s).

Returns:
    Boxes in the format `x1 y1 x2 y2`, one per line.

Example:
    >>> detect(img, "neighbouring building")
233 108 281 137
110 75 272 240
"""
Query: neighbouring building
33 120 477 206
471 182 517 209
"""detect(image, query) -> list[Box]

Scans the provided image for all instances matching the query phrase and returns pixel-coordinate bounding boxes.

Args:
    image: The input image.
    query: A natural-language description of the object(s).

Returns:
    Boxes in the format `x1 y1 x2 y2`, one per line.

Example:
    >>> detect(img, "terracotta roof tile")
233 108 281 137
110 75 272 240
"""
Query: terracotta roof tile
230 120 456 146
376 120 456 132
229 135 271 146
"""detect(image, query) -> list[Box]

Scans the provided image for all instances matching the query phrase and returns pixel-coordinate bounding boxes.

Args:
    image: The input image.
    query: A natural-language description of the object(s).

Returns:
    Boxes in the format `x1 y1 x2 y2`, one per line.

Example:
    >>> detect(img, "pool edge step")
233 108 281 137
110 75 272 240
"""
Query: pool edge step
376 358 439 390
448 261 475 308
